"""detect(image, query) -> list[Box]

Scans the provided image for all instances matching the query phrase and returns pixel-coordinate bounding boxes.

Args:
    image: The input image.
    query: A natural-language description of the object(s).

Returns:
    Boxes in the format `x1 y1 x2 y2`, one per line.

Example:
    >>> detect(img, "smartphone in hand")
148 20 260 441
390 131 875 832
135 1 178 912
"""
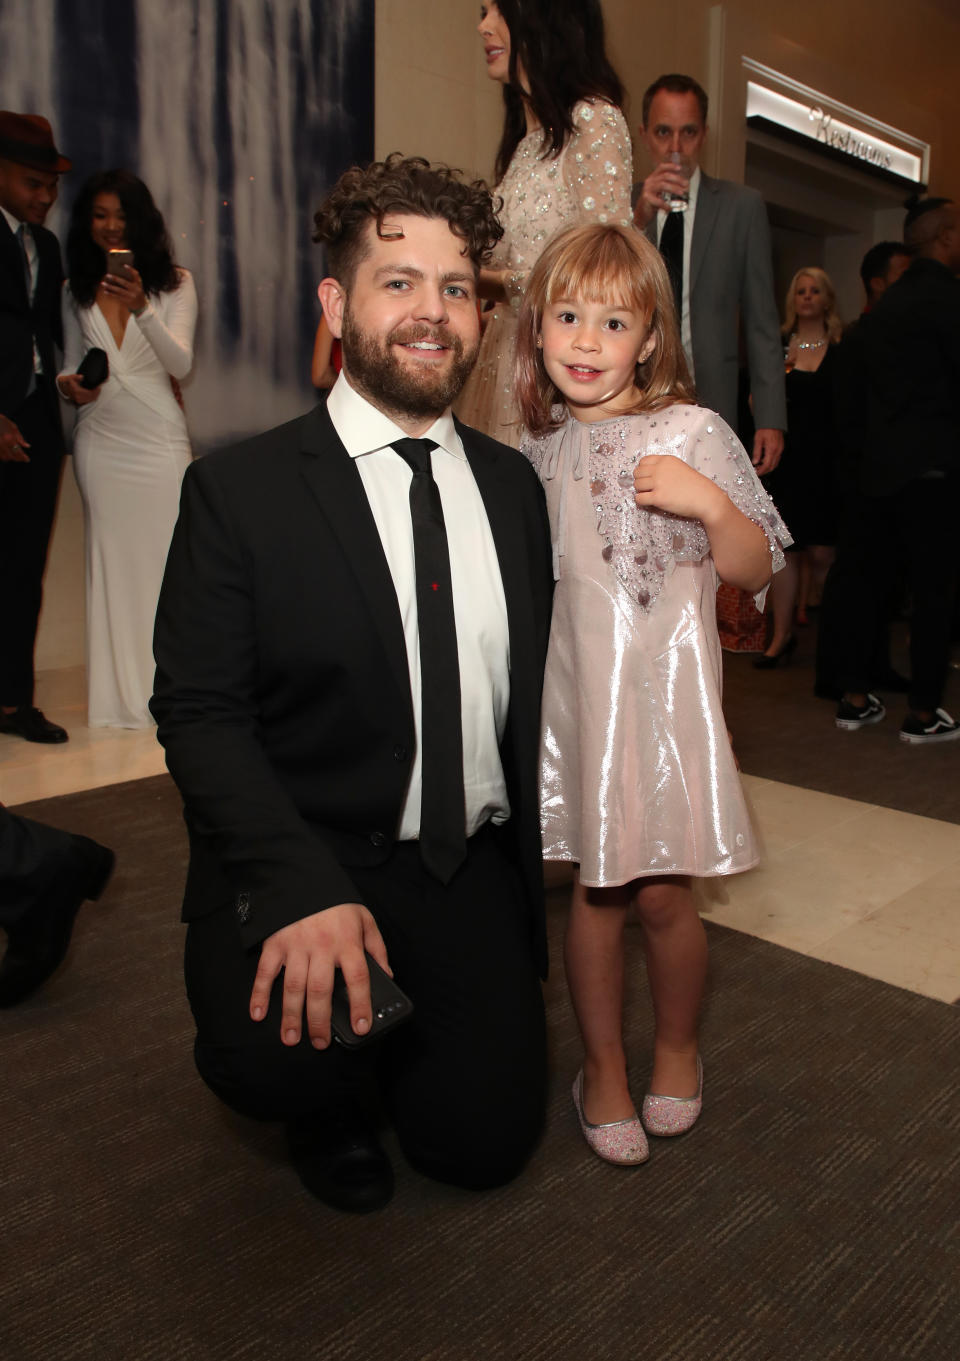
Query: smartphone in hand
330 952 413 1049
107 247 134 277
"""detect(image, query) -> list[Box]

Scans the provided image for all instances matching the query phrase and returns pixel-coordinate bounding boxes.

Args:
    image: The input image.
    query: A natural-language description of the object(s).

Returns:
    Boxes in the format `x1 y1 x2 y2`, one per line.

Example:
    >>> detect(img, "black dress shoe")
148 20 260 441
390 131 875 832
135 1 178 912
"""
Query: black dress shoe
752 635 797 670
0 705 68 743
286 1115 394 1214
0 835 114 1007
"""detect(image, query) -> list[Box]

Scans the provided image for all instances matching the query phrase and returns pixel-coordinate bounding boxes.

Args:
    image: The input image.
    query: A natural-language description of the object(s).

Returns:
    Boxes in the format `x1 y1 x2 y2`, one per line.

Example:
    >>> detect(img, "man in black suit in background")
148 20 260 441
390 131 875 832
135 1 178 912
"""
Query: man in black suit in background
834 198 960 743
0 112 72 744
152 156 554 1213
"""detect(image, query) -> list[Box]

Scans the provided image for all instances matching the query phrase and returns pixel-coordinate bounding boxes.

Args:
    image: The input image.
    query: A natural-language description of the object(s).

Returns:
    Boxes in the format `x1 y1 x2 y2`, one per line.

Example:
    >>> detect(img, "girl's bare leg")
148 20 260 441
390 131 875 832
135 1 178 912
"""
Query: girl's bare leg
564 872 634 1123
633 875 706 1097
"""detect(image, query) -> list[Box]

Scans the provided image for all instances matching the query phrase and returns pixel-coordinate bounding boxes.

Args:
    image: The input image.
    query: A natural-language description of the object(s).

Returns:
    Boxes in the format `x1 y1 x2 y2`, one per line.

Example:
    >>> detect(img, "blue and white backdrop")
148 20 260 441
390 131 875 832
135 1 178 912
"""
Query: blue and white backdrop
0 0 374 448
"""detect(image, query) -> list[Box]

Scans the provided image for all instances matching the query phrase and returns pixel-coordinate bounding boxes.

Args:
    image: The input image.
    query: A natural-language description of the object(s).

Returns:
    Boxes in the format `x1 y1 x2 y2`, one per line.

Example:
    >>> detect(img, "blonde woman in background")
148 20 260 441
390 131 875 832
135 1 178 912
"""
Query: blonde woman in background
756 266 843 667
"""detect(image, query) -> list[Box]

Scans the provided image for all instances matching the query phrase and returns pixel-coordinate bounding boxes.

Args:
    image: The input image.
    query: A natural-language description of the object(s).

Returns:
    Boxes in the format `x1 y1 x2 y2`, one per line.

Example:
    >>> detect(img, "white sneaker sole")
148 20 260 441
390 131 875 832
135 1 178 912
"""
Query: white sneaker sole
899 726 960 744
836 710 885 731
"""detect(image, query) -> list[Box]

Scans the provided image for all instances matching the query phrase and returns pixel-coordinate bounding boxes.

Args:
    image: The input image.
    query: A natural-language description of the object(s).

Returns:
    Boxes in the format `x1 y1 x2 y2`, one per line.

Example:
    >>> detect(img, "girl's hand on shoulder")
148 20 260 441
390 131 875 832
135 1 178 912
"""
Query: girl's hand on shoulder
633 454 724 521
102 263 147 315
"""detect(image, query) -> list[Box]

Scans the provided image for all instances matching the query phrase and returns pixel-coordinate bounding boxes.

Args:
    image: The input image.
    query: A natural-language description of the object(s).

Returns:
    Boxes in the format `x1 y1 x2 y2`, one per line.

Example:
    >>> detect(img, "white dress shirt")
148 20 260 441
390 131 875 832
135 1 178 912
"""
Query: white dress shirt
326 373 511 840
655 164 701 381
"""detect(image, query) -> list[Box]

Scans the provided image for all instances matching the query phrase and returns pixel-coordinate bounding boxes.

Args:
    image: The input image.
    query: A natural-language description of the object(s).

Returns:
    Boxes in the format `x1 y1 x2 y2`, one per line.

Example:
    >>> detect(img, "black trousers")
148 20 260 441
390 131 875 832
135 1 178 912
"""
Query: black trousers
816 489 896 695
832 473 960 713
0 386 65 706
184 825 548 1190
0 805 72 929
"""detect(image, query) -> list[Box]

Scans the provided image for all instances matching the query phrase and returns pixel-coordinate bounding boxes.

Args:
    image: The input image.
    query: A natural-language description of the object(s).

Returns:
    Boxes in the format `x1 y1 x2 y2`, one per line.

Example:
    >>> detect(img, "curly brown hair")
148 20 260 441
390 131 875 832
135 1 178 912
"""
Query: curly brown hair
313 153 504 287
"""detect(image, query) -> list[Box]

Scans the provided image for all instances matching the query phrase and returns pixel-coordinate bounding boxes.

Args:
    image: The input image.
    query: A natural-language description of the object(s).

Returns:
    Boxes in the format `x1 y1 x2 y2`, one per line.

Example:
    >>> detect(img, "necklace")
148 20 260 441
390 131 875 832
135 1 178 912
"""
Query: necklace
791 333 826 351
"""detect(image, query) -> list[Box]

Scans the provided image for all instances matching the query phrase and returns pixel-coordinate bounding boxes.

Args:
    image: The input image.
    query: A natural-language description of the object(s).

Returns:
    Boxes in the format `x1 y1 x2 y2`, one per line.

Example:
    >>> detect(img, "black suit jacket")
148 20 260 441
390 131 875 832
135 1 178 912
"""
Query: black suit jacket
0 215 64 418
152 403 554 974
857 257 960 496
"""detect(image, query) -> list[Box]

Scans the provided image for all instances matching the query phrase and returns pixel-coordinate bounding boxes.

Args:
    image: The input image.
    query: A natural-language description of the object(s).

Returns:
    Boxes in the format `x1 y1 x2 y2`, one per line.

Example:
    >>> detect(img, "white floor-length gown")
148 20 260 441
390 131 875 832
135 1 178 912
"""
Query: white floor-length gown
61 269 197 728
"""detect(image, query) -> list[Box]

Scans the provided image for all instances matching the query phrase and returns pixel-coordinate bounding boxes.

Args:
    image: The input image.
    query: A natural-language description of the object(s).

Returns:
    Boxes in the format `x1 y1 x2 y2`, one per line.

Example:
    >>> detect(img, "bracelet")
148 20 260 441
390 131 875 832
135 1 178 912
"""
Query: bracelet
131 302 147 318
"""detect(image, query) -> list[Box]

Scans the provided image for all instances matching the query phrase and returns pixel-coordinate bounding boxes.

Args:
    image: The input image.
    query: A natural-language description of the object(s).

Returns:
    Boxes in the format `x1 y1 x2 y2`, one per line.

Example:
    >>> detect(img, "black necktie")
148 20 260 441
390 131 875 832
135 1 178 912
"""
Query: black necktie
659 210 683 324
392 438 466 883
16 223 34 300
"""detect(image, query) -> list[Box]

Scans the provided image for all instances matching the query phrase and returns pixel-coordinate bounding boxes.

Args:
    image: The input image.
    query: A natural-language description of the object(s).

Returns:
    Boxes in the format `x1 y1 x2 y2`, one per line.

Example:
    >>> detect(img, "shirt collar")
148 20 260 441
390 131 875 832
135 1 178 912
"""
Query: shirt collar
1 205 25 236
326 372 464 462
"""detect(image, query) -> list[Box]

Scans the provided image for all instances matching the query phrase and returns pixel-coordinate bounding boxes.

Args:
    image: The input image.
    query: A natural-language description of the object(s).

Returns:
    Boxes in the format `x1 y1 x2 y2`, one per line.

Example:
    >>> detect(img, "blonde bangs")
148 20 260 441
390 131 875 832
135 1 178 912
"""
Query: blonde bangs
543 225 654 317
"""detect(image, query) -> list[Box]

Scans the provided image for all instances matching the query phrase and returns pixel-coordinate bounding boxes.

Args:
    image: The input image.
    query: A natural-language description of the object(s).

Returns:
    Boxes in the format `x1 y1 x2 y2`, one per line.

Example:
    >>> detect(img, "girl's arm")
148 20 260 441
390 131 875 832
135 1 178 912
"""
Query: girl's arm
311 315 337 389
634 454 771 592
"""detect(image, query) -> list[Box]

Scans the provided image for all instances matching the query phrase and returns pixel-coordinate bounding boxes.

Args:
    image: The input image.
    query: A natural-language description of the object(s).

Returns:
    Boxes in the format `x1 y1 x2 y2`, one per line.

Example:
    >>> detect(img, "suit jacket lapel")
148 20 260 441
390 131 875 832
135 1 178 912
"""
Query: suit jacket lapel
0 215 30 309
456 419 537 699
690 171 719 297
297 403 412 708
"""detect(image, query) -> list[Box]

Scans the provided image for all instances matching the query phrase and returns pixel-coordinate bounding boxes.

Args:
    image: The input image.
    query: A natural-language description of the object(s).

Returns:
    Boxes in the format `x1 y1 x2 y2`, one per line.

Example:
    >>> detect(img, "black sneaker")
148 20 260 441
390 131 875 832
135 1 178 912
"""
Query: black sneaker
899 708 960 745
835 694 885 730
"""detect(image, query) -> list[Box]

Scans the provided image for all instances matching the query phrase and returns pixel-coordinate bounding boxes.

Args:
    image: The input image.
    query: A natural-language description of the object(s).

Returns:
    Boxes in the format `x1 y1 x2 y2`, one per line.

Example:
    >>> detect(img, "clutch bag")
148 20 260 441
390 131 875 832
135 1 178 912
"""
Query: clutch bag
77 347 109 390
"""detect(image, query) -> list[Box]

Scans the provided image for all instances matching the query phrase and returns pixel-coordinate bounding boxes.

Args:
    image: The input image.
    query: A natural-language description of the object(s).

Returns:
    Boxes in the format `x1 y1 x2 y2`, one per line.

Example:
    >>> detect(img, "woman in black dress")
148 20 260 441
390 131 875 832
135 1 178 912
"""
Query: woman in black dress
756 267 843 666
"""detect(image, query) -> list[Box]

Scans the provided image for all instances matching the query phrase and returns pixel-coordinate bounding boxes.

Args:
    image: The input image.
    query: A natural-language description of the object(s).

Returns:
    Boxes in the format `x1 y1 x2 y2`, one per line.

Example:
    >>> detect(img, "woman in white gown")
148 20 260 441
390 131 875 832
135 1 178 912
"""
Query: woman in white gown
58 171 196 728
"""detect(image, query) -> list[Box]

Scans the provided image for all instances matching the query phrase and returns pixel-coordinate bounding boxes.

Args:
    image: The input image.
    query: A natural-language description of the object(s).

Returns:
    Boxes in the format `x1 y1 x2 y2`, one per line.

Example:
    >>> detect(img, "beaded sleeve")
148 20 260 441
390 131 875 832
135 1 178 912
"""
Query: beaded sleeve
562 100 634 231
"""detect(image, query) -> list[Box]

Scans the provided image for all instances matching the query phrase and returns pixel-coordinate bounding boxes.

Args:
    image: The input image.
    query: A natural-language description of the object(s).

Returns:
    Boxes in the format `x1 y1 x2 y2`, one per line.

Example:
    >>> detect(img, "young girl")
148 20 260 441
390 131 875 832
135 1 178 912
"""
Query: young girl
516 224 790 1165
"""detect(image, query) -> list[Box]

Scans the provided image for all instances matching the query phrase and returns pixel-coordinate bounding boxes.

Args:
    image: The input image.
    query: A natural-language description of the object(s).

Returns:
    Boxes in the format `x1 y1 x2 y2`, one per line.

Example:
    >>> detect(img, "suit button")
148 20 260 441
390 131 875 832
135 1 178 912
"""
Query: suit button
370 831 387 849
393 744 408 762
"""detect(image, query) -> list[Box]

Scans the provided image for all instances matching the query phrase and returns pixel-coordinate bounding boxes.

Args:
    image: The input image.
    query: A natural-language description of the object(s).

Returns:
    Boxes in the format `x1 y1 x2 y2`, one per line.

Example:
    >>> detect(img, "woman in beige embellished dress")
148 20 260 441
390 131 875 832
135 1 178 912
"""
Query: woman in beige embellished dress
459 0 633 447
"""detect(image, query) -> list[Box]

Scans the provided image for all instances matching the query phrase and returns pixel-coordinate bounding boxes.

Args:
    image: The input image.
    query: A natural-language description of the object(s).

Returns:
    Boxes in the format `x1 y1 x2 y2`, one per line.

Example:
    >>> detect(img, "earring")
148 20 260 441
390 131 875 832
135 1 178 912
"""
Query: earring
536 337 543 348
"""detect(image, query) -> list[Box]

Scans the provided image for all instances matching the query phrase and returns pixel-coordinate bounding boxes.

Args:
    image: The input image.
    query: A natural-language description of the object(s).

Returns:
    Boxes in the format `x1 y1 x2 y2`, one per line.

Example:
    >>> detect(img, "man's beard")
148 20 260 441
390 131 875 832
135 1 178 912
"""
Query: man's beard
341 311 479 422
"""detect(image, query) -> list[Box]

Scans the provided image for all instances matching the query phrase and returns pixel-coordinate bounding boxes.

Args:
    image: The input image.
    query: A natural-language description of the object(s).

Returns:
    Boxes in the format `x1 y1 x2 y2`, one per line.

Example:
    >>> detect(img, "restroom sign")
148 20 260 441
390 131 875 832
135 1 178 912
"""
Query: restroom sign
743 59 927 188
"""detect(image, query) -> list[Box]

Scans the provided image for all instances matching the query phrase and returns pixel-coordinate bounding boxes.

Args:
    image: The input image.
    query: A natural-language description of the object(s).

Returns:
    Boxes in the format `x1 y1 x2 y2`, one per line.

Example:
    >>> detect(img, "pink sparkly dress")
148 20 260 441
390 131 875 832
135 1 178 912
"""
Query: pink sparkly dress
457 99 633 448
522 404 791 887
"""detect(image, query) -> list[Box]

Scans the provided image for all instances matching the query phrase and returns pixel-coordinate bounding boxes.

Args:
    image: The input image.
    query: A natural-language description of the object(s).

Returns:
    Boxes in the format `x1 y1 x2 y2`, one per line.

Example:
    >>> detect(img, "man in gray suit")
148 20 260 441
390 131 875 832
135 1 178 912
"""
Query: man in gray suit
633 74 785 475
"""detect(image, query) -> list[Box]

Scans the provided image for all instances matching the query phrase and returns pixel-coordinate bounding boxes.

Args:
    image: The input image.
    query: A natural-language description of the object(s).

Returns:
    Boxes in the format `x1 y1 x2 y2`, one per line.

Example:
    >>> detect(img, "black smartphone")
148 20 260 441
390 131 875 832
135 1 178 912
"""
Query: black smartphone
330 952 413 1049
107 247 134 277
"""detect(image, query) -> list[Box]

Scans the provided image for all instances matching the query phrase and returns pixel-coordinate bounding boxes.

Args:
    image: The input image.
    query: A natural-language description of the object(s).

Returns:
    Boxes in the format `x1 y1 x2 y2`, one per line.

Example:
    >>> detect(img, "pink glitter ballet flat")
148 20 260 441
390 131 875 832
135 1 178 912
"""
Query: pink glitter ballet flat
571 1070 649 1165
641 1056 703 1137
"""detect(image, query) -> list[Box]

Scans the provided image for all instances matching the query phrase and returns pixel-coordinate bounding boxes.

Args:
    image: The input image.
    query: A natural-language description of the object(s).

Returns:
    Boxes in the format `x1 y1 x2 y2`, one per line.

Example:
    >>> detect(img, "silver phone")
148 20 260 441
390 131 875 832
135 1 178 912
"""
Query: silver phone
107 247 134 277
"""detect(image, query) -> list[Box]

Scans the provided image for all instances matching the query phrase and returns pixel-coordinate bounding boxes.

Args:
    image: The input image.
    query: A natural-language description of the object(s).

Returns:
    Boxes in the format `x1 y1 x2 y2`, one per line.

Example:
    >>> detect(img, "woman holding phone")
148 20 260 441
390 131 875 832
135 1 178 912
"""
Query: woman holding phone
58 170 196 728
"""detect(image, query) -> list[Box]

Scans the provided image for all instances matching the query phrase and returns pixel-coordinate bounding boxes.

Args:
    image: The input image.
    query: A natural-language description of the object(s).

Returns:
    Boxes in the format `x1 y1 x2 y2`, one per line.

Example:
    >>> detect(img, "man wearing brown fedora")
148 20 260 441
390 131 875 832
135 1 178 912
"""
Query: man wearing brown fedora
0 112 72 744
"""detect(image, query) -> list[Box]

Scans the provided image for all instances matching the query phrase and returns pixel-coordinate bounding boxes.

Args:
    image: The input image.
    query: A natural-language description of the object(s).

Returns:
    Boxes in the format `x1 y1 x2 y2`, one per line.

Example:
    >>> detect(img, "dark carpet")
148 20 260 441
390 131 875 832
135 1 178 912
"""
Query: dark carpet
3 775 958 1361
723 620 960 825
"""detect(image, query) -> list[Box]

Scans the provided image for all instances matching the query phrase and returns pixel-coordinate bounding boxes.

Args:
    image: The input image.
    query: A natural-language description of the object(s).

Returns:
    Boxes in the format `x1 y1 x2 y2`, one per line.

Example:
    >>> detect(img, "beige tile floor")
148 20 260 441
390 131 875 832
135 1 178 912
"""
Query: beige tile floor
4 667 959 1005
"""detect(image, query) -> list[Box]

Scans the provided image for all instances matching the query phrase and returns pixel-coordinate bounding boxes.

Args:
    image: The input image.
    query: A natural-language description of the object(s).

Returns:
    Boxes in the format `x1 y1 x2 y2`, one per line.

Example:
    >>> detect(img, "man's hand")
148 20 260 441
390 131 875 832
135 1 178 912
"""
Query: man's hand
752 428 783 475
249 902 390 1050
58 374 101 406
0 414 29 462
633 163 688 229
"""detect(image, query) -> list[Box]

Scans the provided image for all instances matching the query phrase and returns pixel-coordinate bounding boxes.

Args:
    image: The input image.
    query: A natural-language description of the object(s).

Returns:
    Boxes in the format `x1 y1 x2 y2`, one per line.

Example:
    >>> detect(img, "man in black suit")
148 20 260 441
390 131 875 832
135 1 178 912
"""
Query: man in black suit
834 198 960 743
0 112 72 744
152 156 554 1213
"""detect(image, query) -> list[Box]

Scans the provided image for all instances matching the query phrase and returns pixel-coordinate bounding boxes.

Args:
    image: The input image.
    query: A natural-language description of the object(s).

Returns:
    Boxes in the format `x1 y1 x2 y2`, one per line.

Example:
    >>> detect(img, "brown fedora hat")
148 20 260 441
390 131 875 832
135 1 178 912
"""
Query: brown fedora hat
0 112 72 173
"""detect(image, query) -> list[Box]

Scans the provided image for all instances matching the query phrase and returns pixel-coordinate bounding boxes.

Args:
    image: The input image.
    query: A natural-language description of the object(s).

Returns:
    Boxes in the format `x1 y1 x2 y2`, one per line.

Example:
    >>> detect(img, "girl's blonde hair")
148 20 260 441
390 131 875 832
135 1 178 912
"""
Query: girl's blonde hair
515 222 695 433
782 266 843 344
